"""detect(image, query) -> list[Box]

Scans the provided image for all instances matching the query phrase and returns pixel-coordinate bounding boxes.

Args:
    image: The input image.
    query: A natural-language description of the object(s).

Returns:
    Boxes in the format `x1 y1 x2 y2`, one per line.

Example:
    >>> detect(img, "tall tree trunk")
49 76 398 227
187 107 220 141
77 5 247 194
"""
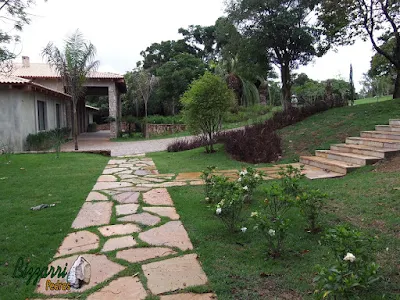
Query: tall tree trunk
280 64 292 110
394 68 400 99
73 102 79 151
258 80 268 106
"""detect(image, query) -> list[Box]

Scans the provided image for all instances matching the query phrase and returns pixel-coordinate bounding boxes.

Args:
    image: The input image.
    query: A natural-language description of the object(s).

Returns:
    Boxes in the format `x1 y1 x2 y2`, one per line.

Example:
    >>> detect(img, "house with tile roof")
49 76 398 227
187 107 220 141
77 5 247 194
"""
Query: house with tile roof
0 56 126 152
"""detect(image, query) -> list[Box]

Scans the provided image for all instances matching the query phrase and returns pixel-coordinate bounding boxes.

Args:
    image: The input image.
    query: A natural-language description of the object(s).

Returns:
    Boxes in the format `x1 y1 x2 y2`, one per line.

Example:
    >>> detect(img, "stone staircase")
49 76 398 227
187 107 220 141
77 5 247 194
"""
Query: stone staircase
300 119 400 176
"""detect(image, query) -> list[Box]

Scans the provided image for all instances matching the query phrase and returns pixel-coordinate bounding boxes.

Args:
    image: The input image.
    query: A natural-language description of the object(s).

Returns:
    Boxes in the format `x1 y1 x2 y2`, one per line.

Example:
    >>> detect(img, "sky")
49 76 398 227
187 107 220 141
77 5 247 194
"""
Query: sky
14 0 375 91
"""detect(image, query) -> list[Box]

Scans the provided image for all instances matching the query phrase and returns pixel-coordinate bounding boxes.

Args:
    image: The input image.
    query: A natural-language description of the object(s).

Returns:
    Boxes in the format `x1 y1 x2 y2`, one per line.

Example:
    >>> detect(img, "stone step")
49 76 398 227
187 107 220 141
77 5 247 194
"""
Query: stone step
300 156 361 174
346 137 400 149
375 125 400 132
389 119 400 126
361 131 400 140
330 143 399 159
315 150 380 166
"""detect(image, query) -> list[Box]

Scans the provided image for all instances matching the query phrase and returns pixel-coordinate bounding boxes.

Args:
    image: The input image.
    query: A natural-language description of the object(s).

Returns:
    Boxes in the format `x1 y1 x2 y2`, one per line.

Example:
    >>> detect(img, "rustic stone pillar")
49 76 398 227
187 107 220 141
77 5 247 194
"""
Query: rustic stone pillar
108 83 119 138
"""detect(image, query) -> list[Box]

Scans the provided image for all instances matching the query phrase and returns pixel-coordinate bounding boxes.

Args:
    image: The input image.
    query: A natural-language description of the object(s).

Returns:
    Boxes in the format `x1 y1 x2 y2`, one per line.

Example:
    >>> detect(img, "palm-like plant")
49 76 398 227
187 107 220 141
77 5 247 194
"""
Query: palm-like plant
42 30 100 150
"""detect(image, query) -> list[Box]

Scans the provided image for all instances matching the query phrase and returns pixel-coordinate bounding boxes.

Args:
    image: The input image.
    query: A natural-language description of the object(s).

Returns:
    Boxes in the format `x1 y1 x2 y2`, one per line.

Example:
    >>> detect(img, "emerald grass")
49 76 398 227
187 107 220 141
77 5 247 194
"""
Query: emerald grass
355 95 393 105
148 144 273 174
169 167 400 299
0 153 108 300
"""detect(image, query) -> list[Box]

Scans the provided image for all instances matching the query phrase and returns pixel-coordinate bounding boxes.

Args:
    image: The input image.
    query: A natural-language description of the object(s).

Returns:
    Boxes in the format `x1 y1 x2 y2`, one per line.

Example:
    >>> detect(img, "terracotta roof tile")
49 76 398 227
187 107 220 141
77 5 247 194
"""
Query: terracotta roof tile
12 63 124 79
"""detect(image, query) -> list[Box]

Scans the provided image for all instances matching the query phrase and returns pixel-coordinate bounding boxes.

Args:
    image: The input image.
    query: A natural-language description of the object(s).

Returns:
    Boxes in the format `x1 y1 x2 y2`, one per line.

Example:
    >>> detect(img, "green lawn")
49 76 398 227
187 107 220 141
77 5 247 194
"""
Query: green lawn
169 166 400 299
148 144 274 174
355 95 393 105
0 153 108 300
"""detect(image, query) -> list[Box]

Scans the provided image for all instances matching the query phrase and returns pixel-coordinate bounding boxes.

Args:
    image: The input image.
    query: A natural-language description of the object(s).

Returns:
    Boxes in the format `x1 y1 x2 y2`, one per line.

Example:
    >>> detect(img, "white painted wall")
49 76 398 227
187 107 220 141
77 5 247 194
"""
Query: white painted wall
0 87 68 151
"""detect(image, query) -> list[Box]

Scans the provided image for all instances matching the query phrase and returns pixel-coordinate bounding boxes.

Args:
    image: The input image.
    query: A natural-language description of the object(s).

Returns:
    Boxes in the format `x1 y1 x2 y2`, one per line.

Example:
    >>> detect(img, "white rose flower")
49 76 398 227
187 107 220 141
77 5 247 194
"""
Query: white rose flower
268 229 276 236
239 170 248 176
205 197 209 201
343 253 356 262
241 227 247 233
254 174 260 178
216 207 222 215
238 177 242 182
243 186 249 191
250 211 258 217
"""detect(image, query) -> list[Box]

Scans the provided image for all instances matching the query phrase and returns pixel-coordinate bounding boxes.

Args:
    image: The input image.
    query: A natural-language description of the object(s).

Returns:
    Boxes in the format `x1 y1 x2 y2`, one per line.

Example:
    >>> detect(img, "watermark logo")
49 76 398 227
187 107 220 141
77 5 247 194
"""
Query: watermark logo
12 255 91 291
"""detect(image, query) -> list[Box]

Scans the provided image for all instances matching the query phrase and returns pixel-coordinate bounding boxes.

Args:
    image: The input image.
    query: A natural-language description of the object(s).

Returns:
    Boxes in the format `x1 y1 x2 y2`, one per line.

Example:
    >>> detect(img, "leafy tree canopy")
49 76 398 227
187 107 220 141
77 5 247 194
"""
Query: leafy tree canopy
226 0 327 109
156 53 207 115
318 0 400 98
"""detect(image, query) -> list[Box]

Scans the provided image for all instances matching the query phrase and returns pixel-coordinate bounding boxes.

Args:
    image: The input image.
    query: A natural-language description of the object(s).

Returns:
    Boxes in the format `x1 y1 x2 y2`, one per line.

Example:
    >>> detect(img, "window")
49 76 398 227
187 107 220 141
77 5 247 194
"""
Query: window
37 100 46 131
56 103 61 129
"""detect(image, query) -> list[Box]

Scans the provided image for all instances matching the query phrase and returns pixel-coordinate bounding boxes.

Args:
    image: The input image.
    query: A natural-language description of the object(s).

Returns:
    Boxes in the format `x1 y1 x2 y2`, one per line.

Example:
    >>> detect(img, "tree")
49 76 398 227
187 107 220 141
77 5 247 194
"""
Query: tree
318 0 400 99
227 0 326 110
349 64 356 105
139 40 197 71
123 70 142 117
42 30 99 150
368 38 397 80
178 25 218 63
0 0 46 71
132 69 158 118
156 53 206 115
181 72 235 153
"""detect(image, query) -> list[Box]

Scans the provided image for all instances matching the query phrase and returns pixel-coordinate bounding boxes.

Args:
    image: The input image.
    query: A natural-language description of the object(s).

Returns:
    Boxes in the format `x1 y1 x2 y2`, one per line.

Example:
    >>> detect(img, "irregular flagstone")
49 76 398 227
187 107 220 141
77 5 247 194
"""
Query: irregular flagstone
98 224 142 237
135 169 151 176
143 188 173 206
118 212 161 226
101 236 137 252
142 254 208 295
147 174 175 179
160 293 216 300
108 159 127 164
105 164 118 169
86 276 147 300
119 174 138 180
190 181 204 186
36 254 125 295
93 181 132 191
117 247 176 264
141 177 166 183
102 168 127 175
113 192 139 204
118 163 135 168
97 175 118 182
175 172 202 181
102 190 123 196
86 192 109 202
158 181 187 187
116 204 139 216
139 221 193 251
143 207 180 220
113 186 151 192
72 202 113 229
55 231 99 258
123 178 153 184
115 170 134 175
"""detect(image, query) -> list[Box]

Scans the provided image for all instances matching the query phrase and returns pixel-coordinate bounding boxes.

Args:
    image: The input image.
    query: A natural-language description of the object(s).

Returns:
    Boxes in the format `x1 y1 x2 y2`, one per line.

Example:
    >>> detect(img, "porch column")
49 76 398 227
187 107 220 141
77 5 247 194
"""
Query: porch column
108 83 119 138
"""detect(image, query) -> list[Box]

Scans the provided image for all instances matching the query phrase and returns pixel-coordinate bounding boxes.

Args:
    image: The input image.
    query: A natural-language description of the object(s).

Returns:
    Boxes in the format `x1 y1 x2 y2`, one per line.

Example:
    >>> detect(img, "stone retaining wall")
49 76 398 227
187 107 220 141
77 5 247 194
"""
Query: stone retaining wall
145 124 186 137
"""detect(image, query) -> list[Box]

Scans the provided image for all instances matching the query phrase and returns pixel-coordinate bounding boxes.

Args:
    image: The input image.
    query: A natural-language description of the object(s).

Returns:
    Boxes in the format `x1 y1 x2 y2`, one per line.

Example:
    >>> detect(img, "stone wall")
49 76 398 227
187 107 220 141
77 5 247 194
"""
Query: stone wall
145 124 186 137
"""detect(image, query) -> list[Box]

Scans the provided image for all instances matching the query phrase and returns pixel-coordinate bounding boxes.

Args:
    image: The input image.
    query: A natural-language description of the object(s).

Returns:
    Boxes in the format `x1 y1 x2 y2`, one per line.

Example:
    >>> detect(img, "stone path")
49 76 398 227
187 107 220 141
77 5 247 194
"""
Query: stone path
35 155 215 299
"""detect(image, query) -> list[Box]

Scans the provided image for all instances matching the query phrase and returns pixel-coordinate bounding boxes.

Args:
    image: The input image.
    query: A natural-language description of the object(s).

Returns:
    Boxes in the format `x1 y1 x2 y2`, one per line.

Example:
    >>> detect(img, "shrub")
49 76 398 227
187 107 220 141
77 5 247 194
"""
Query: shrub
167 137 208 152
87 123 97 132
0 140 14 164
146 114 184 124
221 123 282 163
237 167 264 203
26 127 71 151
251 183 294 257
207 175 248 232
181 72 235 153
314 225 381 299
297 189 327 233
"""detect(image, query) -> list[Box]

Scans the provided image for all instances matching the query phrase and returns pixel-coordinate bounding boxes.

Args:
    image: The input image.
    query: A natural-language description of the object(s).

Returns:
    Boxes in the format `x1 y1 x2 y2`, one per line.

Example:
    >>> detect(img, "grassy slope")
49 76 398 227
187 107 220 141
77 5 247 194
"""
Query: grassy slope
169 167 400 299
0 153 108 300
280 98 400 162
355 95 393 105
